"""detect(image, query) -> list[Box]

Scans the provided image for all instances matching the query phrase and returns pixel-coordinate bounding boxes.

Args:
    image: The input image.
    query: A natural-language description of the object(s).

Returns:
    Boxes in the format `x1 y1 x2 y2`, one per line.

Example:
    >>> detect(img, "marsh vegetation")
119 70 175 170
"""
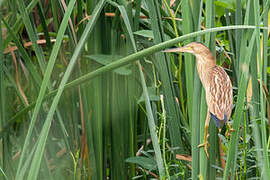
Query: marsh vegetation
0 0 269 179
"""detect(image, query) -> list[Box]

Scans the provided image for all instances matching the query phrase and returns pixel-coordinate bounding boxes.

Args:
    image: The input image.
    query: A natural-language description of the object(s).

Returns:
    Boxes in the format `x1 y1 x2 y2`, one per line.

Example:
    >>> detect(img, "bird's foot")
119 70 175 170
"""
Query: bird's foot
226 124 235 137
198 134 210 158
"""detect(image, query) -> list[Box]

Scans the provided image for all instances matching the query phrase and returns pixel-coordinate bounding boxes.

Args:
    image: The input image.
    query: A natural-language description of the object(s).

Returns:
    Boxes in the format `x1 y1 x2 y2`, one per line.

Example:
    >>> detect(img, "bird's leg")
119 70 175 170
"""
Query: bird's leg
198 111 210 158
225 123 235 137
227 123 234 132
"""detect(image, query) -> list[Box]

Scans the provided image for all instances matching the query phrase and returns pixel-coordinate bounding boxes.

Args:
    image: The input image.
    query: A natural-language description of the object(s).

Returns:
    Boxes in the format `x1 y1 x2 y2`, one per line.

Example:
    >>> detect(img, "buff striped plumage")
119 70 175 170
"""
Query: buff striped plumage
206 66 233 128
164 42 233 156
164 42 233 128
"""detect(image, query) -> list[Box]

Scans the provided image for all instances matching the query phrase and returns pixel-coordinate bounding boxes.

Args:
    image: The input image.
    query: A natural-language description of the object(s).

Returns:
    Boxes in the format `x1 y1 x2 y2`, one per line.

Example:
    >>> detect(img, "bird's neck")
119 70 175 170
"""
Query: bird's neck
196 51 216 69
196 53 216 88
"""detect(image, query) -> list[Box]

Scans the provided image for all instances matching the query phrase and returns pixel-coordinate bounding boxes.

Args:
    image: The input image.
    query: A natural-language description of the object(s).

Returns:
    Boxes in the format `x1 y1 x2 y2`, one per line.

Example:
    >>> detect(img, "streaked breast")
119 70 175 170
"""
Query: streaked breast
205 66 233 122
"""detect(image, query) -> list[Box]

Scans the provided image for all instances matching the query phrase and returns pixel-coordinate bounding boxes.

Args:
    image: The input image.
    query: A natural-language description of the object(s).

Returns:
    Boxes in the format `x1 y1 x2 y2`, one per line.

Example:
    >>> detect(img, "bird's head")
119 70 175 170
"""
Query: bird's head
163 42 215 64
176 42 209 54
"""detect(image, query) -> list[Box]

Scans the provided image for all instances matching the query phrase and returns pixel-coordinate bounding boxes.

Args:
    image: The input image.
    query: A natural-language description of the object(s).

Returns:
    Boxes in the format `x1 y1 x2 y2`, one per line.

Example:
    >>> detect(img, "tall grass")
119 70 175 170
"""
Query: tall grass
0 0 269 179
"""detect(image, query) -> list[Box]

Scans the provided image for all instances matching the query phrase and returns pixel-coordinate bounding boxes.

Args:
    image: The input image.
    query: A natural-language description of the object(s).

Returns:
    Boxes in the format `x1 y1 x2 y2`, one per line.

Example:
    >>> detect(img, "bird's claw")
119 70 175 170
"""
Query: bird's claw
226 124 235 137
198 134 210 158
229 127 235 132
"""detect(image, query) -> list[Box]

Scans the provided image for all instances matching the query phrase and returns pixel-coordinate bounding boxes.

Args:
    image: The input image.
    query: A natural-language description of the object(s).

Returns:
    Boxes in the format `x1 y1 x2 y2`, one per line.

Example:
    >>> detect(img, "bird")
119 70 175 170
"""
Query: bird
164 42 233 157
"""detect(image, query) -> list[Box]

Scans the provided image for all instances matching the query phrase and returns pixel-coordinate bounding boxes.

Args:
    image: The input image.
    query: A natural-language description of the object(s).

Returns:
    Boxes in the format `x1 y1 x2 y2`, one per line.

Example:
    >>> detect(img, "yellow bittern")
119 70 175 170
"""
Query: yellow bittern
164 42 233 157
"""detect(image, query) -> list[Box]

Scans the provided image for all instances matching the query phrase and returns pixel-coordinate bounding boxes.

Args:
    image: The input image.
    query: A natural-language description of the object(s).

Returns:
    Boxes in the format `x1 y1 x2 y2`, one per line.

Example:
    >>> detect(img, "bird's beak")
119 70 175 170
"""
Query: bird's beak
163 46 193 53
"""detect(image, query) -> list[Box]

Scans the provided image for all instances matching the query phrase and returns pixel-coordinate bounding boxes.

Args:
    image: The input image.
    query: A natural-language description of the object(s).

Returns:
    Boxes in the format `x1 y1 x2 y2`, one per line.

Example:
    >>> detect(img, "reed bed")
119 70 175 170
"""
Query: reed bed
0 0 269 179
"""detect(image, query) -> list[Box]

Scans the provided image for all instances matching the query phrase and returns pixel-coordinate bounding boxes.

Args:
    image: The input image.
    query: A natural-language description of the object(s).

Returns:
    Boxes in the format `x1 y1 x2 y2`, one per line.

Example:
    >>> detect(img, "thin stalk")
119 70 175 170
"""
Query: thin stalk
235 0 242 79
262 0 269 82
0 13 7 173
191 70 201 179
254 0 270 178
205 1 216 179
244 109 247 179
181 0 194 124
161 95 170 179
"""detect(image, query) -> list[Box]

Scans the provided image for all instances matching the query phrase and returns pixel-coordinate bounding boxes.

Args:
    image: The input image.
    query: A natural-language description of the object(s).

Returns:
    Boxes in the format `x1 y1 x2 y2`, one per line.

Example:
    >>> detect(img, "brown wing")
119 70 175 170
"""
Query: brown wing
205 66 233 121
